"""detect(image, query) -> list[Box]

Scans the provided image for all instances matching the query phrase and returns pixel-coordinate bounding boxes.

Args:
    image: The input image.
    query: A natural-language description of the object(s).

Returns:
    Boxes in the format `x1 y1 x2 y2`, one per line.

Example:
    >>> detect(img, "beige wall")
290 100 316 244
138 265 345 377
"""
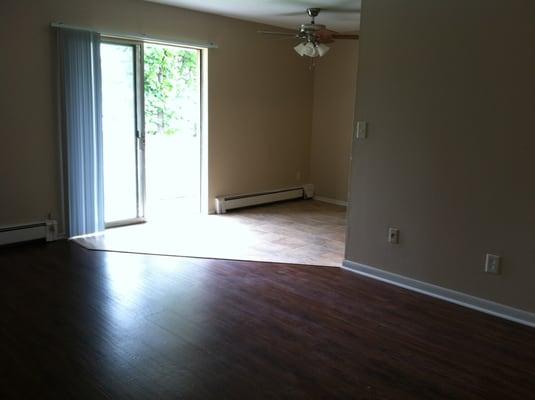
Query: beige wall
0 0 313 229
310 41 359 202
347 0 535 312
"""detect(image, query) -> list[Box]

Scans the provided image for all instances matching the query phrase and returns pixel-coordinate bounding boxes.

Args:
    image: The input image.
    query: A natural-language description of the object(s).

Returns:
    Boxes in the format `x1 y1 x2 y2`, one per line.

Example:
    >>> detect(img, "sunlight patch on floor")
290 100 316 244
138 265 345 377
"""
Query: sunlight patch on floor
75 200 346 267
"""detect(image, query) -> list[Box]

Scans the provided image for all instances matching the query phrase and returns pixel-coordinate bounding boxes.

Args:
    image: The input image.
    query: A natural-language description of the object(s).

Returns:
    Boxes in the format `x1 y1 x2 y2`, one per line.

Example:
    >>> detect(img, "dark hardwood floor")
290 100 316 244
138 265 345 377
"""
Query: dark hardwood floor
1 241 534 399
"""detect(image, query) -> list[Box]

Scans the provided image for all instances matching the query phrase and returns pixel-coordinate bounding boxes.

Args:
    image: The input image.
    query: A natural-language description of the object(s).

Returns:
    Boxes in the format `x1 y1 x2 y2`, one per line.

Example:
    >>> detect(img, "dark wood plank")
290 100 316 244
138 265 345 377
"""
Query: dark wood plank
1 241 534 399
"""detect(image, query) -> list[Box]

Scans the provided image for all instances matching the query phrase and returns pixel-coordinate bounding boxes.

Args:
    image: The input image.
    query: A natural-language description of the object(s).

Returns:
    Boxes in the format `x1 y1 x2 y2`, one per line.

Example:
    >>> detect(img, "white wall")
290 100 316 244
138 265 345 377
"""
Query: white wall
310 41 359 203
0 0 313 229
347 0 535 312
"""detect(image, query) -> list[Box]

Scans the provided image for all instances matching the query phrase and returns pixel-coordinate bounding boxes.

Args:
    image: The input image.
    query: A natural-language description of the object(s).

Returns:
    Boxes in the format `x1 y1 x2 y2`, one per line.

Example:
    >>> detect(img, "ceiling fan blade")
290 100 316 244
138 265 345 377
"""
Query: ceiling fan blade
312 7 360 14
277 8 360 17
316 29 359 43
257 30 298 37
332 34 360 40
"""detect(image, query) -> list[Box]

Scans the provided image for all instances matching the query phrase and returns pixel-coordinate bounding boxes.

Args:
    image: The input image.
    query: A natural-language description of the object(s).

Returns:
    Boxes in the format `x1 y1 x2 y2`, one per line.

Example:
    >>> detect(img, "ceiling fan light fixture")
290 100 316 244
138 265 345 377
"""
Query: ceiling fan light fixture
294 42 330 58
316 43 330 57
293 42 307 56
294 42 315 57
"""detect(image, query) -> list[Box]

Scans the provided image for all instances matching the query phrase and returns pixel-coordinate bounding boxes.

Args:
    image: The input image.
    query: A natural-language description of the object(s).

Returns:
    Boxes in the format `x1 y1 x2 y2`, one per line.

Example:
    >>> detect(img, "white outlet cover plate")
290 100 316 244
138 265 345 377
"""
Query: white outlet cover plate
485 254 500 274
388 227 399 244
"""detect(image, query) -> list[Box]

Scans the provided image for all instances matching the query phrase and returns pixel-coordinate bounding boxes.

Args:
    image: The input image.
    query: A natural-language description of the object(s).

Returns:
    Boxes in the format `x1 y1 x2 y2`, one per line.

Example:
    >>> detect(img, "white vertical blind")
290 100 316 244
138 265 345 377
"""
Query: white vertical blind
57 28 105 237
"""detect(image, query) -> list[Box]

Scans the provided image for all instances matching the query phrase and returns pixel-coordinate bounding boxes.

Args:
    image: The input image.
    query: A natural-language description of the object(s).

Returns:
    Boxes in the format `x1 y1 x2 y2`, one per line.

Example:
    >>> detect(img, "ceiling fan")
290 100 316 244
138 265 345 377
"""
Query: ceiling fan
258 8 359 58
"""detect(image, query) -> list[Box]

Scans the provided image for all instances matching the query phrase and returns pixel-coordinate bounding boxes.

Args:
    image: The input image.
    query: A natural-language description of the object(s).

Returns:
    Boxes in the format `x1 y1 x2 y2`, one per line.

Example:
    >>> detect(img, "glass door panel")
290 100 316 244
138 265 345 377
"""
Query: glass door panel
101 42 143 225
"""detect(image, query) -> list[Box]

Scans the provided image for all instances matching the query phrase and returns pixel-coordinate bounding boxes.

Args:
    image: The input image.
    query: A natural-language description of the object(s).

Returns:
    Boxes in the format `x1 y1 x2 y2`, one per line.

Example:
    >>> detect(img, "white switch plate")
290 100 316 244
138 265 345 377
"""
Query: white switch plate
388 227 399 244
356 121 367 140
485 254 501 274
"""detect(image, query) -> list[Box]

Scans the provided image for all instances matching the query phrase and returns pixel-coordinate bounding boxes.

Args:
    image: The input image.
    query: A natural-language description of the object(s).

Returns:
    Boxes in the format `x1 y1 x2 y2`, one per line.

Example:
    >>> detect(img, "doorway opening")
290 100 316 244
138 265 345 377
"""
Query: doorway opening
100 39 203 228
144 43 201 220
80 39 347 268
78 35 348 269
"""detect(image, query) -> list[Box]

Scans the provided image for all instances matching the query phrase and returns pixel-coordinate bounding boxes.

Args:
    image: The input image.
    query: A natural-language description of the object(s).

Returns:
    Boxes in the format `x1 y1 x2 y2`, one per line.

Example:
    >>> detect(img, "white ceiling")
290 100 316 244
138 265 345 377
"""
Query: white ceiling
146 0 361 32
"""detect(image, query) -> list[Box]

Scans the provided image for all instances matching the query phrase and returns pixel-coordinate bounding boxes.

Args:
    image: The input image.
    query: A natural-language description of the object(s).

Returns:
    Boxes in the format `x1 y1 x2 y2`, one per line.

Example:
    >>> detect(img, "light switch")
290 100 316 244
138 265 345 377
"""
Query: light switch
356 121 367 140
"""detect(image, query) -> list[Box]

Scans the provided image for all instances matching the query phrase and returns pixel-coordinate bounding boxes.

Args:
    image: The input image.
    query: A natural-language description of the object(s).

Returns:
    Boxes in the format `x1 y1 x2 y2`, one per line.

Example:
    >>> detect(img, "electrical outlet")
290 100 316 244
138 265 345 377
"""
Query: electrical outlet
388 227 400 244
45 219 58 242
485 254 501 274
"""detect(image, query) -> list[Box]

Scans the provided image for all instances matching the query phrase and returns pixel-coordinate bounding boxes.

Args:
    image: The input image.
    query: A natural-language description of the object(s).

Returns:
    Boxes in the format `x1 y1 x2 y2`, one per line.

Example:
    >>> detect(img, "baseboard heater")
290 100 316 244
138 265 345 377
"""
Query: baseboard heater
0 220 58 246
216 184 314 214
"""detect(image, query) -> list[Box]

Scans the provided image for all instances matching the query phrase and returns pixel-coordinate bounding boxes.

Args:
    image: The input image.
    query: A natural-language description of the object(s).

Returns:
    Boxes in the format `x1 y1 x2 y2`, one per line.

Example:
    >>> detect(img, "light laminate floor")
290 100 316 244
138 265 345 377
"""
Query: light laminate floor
75 199 346 266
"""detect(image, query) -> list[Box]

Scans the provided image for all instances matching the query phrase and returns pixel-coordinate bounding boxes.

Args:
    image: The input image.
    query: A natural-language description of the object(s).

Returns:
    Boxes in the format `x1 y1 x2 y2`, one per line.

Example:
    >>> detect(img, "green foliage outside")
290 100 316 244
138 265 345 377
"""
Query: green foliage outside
144 44 199 136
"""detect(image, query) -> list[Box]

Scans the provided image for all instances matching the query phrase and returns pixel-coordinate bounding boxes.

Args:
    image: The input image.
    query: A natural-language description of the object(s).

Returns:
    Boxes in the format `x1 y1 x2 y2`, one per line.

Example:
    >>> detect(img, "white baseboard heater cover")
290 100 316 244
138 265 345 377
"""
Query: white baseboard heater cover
0 220 58 246
216 184 314 214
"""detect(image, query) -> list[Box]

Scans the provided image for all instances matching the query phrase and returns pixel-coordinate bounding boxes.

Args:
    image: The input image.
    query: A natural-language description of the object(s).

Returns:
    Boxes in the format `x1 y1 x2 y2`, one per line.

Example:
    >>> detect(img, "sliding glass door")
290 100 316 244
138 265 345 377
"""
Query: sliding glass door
100 38 202 227
100 40 145 227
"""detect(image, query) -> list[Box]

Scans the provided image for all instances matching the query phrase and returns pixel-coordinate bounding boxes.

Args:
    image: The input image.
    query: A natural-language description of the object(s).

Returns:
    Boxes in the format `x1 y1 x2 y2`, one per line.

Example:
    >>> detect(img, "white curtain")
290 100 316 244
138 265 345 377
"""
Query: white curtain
57 28 105 237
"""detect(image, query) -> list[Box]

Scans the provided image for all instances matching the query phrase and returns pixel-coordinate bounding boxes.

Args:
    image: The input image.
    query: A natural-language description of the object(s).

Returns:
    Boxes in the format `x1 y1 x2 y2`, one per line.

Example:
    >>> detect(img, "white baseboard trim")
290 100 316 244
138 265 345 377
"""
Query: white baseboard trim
313 196 348 207
342 259 535 328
